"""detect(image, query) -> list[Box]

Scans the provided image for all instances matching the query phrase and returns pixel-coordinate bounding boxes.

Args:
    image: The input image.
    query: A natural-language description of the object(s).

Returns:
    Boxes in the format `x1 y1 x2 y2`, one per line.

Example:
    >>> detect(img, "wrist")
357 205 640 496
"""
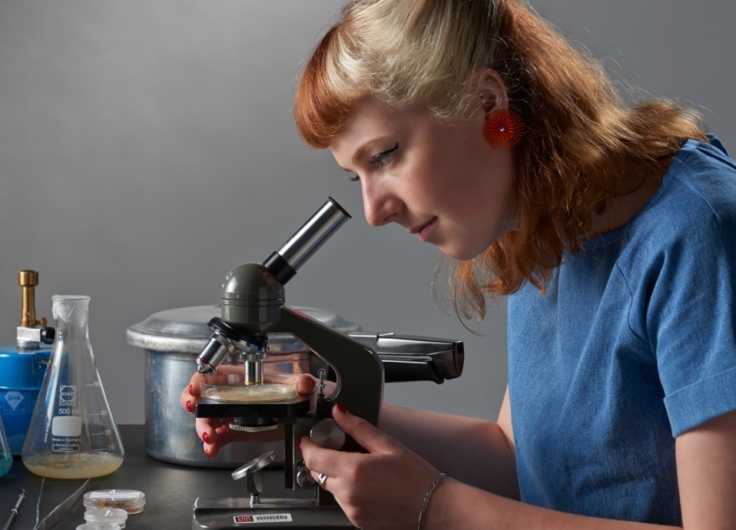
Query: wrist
417 472 448 530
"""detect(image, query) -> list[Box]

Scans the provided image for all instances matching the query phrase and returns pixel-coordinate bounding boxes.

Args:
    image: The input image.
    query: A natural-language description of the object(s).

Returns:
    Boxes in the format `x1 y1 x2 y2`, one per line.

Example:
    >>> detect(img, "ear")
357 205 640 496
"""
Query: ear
471 68 509 115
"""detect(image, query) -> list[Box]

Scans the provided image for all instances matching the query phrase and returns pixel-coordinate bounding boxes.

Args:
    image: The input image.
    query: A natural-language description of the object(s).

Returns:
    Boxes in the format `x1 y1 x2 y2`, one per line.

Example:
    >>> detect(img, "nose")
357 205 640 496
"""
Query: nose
362 180 401 227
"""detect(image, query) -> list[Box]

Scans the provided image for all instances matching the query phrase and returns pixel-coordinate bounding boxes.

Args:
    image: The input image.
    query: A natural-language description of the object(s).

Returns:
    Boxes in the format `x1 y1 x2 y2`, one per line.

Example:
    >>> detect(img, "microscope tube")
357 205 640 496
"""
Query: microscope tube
263 197 350 284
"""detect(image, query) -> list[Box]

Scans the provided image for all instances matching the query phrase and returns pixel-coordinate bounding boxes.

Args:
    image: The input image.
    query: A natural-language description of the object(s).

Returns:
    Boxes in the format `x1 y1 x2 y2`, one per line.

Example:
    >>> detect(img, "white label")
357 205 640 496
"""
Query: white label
233 514 293 524
52 415 82 437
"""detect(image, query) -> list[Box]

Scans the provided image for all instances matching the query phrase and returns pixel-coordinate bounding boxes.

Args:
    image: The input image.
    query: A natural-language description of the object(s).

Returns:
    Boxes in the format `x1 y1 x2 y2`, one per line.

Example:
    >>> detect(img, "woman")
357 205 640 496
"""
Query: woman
182 1 736 527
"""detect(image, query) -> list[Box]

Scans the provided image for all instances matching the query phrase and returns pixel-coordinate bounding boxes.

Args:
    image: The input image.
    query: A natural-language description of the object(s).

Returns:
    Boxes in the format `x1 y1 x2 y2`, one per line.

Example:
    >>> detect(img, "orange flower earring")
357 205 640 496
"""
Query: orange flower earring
483 109 525 148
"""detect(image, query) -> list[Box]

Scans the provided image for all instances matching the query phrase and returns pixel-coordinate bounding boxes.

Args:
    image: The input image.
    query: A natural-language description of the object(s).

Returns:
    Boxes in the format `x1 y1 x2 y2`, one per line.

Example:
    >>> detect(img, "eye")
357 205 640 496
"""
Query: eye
371 143 399 166
348 174 360 182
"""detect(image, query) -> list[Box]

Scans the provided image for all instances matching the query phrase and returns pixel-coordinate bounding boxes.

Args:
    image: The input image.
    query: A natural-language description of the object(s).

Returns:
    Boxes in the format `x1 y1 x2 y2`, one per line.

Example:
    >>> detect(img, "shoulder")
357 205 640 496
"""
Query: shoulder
627 137 736 251
660 137 736 216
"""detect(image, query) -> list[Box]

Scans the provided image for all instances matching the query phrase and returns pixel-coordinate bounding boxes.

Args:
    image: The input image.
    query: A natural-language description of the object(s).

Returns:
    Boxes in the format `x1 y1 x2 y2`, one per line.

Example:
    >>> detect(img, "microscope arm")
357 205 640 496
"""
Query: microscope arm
272 306 384 427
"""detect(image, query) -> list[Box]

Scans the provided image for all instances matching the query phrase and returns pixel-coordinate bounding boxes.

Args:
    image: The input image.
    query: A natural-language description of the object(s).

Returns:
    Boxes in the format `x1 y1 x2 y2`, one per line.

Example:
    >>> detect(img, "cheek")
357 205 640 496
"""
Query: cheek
404 152 462 203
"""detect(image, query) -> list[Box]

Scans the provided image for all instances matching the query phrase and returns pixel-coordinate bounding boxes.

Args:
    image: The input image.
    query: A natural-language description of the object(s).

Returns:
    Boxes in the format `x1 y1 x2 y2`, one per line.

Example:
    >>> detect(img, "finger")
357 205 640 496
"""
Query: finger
204 423 238 458
295 374 316 395
300 435 356 478
332 404 397 454
180 373 204 411
310 470 334 491
203 421 287 455
201 421 245 457
180 366 244 411
196 417 221 446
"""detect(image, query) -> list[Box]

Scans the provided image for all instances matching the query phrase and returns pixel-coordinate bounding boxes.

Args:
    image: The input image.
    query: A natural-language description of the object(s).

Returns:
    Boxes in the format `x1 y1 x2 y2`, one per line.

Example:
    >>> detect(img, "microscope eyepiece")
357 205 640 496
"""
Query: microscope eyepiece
263 197 350 285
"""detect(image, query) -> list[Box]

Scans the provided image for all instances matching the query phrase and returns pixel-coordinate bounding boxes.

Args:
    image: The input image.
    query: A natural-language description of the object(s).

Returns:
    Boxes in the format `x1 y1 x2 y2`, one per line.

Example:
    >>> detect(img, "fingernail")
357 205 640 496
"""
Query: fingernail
186 400 194 413
298 438 302 447
205 448 212 458
336 403 347 414
202 432 209 443
189 384 194 396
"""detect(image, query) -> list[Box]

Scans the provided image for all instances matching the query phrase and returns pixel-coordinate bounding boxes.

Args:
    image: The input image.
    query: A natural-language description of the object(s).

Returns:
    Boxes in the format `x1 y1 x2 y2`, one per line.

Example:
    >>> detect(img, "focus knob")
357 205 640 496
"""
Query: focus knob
310 418 346 450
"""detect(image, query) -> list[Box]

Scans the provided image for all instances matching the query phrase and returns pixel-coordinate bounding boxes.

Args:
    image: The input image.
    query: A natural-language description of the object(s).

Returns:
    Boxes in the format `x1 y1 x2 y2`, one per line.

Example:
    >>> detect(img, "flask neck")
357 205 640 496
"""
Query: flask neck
51 295 91 349
55 321 90 343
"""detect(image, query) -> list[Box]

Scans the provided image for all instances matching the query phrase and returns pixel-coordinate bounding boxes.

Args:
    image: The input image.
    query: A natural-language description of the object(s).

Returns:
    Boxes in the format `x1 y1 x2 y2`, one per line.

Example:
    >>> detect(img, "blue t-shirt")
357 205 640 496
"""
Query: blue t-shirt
507 135 736 524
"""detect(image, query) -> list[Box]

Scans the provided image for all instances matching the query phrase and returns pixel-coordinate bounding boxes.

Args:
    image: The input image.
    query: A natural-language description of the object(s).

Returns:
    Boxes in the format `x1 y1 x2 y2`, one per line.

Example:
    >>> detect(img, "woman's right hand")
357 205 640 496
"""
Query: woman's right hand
179 365 316 457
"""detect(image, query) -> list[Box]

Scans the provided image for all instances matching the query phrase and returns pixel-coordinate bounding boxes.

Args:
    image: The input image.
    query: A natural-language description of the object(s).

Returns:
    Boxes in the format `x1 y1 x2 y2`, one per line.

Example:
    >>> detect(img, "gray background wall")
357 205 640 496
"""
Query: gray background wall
0 0 734 425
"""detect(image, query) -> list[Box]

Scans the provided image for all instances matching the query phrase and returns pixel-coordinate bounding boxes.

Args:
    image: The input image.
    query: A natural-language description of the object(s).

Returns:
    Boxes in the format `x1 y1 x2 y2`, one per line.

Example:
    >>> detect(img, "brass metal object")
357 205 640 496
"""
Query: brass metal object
18 270 46 328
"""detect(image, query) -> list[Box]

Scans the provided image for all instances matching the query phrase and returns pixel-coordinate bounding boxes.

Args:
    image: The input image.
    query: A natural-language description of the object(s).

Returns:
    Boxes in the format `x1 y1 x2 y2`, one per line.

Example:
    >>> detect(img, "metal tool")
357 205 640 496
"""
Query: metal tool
192 198 464 529
1 489 24 530
34 479 89 530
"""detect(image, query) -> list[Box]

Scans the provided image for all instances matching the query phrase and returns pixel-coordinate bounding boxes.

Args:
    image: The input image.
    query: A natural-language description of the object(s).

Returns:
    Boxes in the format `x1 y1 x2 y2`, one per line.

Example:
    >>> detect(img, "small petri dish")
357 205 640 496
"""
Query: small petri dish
84 507 128 528
84 490 146 514
201 383 298 403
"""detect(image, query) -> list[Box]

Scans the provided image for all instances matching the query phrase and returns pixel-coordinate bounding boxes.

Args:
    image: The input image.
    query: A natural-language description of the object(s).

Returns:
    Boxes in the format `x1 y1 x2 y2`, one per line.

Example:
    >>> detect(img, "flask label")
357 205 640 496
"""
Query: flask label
51 415 82 452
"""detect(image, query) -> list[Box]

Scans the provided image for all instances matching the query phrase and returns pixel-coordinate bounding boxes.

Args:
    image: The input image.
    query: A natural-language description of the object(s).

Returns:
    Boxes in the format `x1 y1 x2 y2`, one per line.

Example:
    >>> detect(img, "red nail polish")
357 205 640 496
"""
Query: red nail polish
186 400 194 413
298 438 302 447
202 432 209 443
336 403 347 414
189 384 194 396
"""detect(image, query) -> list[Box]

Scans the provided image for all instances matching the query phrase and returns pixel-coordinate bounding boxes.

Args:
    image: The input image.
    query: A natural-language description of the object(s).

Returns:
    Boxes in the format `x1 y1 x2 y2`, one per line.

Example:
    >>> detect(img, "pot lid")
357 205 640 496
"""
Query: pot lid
126 305 362 354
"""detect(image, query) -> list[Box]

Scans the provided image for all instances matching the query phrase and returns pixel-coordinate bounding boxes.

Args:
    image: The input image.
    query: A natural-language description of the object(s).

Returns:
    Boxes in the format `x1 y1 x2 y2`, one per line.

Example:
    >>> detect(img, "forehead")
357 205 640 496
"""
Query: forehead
329 97 428 158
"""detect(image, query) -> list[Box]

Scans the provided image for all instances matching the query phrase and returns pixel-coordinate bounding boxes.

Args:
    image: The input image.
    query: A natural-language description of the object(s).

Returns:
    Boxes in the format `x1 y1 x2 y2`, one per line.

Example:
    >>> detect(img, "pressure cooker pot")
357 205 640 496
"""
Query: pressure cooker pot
127 304 464 469
126 305 360 468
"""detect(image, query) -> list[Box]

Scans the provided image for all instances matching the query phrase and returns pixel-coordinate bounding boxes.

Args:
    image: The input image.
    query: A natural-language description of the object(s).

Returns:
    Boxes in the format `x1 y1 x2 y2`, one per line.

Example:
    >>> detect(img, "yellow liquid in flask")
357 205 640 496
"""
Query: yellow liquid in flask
22 452 123 479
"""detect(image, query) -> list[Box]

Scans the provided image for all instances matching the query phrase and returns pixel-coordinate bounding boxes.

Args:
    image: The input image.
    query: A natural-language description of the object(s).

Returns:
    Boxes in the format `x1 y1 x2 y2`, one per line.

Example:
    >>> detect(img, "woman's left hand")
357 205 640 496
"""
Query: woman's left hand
300 404 441 530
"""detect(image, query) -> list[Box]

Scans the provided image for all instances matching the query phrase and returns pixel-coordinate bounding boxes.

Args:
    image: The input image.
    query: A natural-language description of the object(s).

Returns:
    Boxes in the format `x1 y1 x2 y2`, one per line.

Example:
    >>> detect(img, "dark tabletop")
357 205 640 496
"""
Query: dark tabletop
0 425 297 530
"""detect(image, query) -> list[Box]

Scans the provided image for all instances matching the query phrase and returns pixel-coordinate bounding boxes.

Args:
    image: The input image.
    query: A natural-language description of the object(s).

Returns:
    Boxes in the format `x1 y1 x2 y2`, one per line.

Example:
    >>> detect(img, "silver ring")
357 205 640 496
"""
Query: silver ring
317 473 328 488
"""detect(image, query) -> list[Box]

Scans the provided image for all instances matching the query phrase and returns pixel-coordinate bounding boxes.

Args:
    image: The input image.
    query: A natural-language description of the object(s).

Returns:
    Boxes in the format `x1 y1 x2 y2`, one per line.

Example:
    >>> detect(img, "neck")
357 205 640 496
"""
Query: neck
589 157 672 235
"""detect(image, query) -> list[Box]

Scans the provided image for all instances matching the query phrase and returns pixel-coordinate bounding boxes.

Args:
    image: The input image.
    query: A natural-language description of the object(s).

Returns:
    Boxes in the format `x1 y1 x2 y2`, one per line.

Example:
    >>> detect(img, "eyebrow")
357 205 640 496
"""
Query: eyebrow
351 135 392 165
336 135 393 172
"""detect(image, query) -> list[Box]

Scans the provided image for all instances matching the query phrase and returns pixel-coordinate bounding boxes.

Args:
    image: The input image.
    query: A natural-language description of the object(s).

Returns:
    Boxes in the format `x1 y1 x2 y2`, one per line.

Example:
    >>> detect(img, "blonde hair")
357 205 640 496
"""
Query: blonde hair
295 0 707 321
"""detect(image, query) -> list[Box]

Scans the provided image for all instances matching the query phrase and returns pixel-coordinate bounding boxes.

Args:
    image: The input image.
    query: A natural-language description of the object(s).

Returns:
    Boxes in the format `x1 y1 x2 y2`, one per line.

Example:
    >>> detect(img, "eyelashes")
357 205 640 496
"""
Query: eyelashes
349 143 399 182
372 142 399 165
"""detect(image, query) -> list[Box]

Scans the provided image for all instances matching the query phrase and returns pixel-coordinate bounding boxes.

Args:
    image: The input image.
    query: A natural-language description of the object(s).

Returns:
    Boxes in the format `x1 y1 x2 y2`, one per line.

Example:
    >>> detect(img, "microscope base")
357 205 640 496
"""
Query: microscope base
192 497 354 529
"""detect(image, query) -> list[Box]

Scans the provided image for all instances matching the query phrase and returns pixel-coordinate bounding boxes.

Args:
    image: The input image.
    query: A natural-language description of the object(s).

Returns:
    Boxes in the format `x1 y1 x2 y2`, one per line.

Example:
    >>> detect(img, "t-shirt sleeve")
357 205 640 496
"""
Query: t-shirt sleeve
643 208 736 437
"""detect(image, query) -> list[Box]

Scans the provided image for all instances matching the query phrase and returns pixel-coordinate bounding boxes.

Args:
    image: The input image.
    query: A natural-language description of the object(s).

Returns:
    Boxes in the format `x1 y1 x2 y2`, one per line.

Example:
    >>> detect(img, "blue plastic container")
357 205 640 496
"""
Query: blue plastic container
0 346 50 454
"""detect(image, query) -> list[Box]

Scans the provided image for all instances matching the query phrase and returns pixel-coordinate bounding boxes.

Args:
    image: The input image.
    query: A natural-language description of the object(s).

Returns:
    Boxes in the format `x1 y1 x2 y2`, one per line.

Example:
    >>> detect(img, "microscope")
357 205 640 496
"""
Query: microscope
191 198 464 529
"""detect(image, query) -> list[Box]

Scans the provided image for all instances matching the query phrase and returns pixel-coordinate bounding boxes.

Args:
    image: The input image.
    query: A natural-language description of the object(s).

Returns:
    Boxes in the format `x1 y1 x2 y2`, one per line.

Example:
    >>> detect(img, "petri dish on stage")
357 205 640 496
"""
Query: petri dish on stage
200 383 298 403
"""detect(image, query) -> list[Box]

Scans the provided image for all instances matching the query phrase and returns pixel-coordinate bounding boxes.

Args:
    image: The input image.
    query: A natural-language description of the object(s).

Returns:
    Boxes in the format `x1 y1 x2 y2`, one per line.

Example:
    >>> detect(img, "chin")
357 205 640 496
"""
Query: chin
441 245 484 262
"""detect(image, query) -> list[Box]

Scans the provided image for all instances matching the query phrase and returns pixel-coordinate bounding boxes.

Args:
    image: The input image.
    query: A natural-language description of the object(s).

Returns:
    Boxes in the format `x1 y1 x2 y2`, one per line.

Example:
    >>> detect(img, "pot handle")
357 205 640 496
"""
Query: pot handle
347 333 464 384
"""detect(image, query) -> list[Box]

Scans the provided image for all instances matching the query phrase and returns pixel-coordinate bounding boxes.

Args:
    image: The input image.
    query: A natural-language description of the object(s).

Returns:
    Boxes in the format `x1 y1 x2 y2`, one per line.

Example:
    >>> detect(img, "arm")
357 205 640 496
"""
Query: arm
301 406 736 529
676 409 736 528
422 410 736 530
378 386 518 499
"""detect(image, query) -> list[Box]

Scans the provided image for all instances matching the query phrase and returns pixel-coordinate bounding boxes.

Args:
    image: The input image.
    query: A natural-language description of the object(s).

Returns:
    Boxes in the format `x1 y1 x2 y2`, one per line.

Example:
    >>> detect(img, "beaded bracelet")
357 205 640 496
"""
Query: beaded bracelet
417 472 446 530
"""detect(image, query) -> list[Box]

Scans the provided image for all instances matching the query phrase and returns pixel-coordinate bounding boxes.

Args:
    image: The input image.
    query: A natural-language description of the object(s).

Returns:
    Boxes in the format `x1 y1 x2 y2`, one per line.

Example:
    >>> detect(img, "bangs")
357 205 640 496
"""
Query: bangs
294 26 362 149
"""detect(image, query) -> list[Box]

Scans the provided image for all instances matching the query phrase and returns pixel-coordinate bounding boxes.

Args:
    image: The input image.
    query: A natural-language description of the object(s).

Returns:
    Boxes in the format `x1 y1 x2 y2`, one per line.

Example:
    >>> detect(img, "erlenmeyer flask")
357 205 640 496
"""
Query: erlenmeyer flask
0 414 12 477
21 295 124 479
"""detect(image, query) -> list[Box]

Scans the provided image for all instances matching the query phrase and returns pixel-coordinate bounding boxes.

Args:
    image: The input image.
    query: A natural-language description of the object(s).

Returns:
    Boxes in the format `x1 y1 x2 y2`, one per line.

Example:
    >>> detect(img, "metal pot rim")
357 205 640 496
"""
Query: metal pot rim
126 305 361 355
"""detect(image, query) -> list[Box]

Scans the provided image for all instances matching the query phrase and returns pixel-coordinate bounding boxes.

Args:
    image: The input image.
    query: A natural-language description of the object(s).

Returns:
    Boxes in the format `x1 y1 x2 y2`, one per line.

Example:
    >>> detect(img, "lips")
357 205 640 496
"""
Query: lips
412 217 437 242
